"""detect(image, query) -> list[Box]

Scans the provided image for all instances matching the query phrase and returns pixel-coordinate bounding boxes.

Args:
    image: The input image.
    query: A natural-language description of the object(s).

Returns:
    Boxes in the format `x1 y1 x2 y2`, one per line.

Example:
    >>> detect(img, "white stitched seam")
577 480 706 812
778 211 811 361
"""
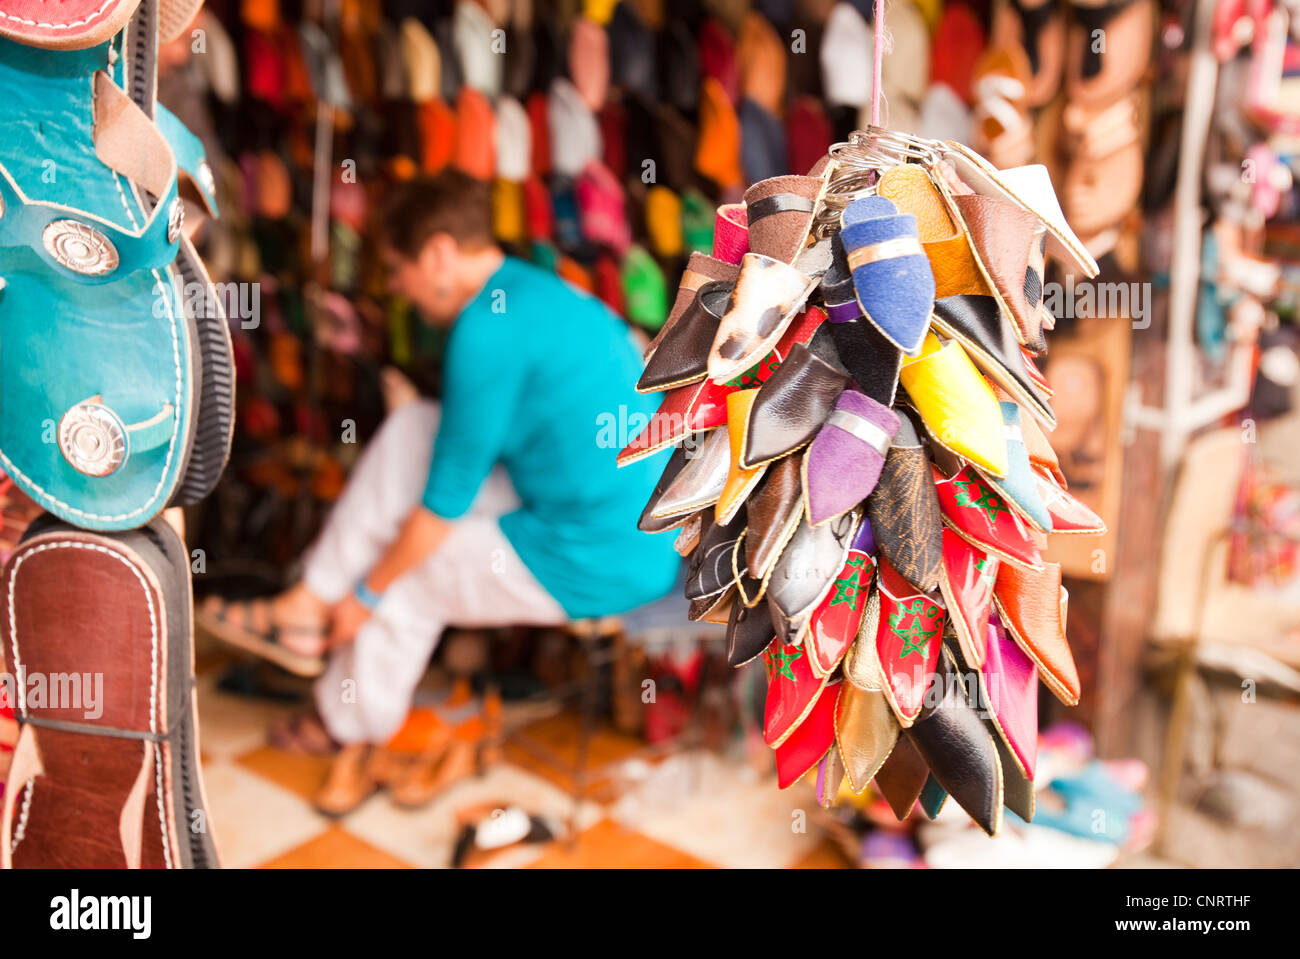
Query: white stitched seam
6 538 171 868
0 0 117 30
11 776 34 853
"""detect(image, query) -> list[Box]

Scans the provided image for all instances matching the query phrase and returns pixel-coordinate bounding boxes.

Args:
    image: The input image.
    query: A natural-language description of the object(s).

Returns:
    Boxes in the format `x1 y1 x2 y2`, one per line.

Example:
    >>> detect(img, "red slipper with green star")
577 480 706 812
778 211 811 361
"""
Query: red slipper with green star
874 557 945 728
762 635 831 748
775 680 839 789
807 546 875 678
938 529 999 669
933 464 1044 570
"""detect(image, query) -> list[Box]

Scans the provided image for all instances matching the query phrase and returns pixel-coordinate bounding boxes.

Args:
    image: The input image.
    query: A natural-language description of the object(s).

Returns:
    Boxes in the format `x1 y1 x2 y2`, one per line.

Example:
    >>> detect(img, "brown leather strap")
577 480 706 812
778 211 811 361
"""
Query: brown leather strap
17 715 168 743
746 193 815 223
92 71 176 200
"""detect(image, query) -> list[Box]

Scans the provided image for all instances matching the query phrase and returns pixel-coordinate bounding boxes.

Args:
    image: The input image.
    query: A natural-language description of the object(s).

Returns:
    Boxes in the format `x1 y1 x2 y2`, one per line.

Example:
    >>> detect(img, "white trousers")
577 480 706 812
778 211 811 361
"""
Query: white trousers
302 400 567 744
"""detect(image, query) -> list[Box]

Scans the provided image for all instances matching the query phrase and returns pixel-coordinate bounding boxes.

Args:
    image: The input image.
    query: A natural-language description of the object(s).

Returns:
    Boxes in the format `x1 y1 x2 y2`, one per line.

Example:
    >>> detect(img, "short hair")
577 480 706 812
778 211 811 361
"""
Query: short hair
376 171 494 258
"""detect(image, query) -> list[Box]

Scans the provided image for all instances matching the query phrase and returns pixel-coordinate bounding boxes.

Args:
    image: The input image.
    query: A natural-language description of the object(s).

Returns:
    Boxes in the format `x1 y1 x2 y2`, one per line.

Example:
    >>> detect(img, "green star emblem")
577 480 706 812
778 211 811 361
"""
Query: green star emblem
891 599 939 660
829 575 859 607
764 643 803 682
954 475 1009 523
828 556 867 607
725 352 780 389
975 554 998 585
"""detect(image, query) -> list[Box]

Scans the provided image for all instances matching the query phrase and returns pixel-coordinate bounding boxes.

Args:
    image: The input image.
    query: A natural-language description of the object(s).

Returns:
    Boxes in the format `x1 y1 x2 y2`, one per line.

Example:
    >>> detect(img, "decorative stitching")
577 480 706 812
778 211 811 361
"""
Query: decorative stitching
6 538 172 867
0 0 117 30
11 773 34 853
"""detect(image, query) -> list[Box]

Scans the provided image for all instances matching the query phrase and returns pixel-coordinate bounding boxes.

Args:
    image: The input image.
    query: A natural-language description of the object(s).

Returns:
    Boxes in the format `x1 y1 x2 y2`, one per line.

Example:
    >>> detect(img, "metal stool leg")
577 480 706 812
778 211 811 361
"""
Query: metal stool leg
568 635 597 845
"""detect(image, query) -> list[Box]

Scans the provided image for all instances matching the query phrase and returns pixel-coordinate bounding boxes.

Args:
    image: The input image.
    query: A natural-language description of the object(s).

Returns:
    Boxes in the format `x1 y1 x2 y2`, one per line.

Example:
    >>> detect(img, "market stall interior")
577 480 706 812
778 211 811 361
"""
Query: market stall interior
0 0 1298 869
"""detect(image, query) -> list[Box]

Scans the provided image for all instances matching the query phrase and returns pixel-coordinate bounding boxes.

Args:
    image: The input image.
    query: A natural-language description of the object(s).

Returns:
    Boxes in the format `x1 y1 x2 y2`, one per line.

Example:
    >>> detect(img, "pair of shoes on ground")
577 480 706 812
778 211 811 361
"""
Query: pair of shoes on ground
274 686 504 818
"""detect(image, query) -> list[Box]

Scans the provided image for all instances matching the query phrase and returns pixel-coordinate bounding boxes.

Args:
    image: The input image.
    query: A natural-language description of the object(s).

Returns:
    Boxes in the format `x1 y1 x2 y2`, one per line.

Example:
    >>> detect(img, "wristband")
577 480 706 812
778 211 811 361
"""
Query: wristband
354 581 383 611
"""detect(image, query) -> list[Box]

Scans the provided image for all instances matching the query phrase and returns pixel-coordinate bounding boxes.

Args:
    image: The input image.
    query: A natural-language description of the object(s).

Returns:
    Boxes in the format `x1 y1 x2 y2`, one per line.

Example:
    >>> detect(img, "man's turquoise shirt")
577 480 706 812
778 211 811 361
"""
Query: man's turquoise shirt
421 255 680 618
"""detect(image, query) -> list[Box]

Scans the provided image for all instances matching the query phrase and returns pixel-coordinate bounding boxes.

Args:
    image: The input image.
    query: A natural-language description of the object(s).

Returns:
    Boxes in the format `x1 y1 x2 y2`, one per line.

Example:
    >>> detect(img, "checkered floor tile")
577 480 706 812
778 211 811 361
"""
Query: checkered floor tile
190 669 852 869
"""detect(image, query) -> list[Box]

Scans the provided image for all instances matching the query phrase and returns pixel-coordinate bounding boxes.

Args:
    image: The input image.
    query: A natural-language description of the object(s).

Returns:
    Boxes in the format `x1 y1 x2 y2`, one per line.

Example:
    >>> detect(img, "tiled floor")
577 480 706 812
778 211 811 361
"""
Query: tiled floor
193 665 853 869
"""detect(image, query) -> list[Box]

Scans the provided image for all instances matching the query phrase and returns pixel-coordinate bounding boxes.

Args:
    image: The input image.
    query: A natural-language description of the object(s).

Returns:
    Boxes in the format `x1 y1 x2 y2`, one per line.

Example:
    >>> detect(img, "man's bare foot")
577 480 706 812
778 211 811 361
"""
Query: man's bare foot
270 583 329 633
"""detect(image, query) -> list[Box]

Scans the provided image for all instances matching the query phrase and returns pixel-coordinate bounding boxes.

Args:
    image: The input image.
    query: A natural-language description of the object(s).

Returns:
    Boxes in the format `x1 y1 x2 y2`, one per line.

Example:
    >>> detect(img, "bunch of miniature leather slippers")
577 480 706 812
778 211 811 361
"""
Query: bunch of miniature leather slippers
618 128 1108 836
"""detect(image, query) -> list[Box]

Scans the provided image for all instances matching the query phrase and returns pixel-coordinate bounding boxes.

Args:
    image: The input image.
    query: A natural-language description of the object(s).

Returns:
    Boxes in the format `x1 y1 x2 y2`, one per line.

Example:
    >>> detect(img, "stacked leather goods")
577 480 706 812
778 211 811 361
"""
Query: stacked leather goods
623 127 1110 836
0 0 231 867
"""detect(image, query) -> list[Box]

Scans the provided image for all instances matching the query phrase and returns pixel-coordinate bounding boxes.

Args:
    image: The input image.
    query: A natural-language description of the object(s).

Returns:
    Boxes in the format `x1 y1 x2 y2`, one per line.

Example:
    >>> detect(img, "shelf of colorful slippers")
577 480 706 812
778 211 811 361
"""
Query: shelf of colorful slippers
621 124 1114 837
0 0 232 867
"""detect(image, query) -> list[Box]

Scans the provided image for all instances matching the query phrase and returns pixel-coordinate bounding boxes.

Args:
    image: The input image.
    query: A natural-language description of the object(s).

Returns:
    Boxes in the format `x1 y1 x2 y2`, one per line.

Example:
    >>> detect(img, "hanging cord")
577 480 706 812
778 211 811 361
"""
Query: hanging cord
872 0 887 128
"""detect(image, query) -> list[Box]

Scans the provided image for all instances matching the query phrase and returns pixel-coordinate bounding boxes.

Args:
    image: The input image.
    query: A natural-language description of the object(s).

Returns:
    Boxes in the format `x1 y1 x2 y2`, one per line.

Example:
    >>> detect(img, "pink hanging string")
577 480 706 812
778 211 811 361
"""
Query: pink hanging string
871 0 886 128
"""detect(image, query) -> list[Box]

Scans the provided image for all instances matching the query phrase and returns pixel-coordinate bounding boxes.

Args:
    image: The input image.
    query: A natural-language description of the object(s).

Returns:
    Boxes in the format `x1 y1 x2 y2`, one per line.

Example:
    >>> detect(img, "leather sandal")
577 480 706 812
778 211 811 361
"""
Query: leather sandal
1065 0 1154 110
970 45 1036 169
2 514 219 867
196 596 327 678
0 5 234 530
390 708 498 809
314 743 380 818
991 0 1067 108
1061 92 1144 241
268 712 340 757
